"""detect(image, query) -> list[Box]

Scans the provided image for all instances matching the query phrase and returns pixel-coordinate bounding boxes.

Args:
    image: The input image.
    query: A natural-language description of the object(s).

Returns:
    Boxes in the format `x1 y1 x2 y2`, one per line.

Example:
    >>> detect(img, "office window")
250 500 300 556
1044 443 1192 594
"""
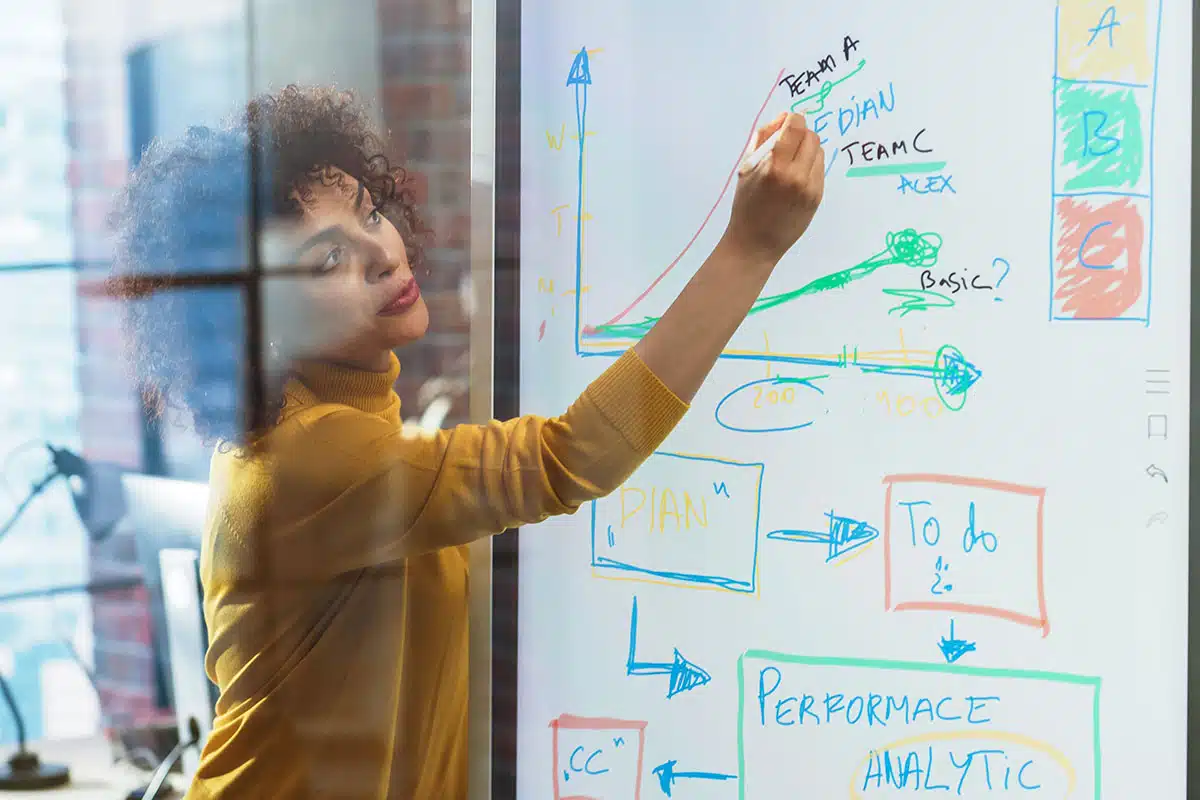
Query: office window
0 0 477 783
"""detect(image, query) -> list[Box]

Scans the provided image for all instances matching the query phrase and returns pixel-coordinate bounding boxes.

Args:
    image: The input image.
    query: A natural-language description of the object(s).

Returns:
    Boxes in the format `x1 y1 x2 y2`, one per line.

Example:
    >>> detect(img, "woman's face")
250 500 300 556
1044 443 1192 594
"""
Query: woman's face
261 166 429 371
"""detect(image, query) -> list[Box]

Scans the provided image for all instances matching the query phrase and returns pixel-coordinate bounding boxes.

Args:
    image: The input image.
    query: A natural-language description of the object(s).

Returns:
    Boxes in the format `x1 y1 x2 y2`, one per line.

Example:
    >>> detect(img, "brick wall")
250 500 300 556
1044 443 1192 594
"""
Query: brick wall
377 0 473 426
63 0 172 742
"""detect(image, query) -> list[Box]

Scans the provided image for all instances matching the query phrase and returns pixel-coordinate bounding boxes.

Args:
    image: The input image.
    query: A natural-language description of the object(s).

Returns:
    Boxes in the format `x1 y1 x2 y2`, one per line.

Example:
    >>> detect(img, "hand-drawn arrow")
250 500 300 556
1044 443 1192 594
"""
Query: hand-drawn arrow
652 759 737 797
937 618 976 663
566 47 591 350
626 597 710 699
766 510 879 562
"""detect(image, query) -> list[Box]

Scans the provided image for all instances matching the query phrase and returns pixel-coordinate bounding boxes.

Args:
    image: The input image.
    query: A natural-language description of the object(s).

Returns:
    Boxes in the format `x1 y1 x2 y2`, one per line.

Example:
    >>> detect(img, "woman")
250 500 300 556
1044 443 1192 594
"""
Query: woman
109 85 824 798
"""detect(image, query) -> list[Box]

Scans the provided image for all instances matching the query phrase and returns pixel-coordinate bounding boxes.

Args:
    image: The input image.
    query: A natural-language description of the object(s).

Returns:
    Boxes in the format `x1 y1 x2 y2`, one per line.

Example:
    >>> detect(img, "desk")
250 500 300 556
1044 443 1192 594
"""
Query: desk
0 737 184 798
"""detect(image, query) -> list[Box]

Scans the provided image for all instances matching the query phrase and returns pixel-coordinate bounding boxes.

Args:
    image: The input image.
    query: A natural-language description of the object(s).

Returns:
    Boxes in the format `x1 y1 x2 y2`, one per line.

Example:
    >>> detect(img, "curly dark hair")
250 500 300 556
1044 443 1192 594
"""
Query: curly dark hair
108 84 427 450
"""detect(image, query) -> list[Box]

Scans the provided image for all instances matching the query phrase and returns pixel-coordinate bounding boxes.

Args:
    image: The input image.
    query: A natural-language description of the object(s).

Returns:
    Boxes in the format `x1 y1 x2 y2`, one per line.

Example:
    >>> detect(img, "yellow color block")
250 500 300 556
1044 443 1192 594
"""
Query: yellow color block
1057 0 1154 83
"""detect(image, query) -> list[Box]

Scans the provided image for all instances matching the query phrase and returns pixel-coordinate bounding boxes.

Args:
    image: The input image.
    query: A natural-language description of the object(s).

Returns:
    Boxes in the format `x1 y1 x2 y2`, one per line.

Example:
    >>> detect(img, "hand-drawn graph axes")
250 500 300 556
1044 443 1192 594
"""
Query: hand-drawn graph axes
563 48 984 406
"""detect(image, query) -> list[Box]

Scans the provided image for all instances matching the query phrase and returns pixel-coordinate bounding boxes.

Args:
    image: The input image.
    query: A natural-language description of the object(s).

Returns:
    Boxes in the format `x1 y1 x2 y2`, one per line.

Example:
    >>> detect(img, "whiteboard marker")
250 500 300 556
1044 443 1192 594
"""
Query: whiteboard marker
739 128 784 174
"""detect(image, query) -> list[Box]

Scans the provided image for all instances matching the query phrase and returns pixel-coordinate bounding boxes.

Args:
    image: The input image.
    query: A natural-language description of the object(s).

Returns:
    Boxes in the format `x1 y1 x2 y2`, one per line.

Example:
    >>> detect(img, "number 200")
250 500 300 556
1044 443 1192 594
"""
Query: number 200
754 386 796 407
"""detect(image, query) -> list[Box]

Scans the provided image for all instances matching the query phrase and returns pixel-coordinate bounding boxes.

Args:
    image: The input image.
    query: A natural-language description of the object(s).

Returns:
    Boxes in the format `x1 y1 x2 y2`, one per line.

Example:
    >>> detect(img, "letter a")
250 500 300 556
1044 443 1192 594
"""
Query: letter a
1087 6 1120 47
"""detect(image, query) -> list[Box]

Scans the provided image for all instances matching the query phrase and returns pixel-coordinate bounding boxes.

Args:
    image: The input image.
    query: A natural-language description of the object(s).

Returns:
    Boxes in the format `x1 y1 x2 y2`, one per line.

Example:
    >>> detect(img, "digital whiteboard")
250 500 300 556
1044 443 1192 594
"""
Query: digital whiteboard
510 1 1192 797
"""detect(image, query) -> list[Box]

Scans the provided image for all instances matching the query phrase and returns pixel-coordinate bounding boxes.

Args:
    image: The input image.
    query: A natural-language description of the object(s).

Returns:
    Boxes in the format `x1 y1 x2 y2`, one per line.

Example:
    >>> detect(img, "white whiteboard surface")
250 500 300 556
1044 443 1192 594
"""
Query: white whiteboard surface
516 2 1191 798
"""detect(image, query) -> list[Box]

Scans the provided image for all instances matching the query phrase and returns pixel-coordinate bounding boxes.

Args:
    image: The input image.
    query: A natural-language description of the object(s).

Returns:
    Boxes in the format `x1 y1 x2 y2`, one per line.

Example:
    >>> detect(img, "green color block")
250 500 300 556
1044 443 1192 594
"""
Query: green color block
1056 81 1145 191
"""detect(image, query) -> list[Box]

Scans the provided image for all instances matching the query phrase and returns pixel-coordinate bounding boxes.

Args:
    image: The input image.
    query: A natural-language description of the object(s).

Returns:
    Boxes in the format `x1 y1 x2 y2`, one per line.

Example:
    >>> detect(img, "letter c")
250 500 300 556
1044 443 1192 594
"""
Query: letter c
569 746 608 775
1018 760 1040 789
585 749 608 775
935 697 961 721
1079 221 1114 269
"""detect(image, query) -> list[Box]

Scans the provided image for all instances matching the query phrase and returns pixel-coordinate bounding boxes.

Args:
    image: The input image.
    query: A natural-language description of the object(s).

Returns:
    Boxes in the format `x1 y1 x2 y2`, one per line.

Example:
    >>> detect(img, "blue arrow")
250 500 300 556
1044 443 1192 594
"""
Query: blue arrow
652 760 737 797
626 597 710 699
567 48 591 355
937 619 976 663
766 510 879 562
566 48 592 86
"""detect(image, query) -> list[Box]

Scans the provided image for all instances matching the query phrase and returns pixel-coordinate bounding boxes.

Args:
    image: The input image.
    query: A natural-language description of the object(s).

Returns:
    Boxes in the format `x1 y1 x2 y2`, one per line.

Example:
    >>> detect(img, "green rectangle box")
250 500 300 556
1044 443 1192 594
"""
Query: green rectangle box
1054 80 1148 193
736 650 1102 799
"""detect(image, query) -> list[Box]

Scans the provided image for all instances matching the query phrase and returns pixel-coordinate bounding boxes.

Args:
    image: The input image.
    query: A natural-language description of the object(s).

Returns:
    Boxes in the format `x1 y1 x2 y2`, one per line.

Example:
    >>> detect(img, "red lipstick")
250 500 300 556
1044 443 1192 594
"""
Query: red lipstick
379 280 421 316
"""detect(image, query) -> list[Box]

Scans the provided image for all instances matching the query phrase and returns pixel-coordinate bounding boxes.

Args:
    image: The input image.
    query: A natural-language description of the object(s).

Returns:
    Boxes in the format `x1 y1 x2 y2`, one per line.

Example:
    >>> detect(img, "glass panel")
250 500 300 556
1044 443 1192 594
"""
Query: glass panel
1 0 480 792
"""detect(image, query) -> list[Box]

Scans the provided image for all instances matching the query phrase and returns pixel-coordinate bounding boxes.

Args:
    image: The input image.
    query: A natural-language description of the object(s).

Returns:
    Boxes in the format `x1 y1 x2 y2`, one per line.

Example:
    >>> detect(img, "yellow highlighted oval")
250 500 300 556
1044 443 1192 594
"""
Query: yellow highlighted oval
848 729 1076 798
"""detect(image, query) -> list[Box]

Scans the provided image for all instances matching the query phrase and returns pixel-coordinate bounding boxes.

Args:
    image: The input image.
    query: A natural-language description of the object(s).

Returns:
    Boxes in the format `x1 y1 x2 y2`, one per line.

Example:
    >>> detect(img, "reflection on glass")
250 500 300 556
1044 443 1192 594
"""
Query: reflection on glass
0 0 476 788
0 0 89 748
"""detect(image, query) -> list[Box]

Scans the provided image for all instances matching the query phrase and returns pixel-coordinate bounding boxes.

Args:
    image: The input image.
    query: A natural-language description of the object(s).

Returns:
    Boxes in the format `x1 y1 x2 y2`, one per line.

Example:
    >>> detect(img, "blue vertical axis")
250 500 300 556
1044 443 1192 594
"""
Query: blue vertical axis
567 49 592 357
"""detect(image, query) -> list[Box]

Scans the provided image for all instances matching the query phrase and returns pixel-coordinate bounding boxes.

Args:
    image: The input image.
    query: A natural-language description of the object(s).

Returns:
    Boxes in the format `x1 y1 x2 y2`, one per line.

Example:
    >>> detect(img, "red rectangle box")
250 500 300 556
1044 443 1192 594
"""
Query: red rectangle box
883 474 1048 634
551 714 647 800
1051 195 1150 321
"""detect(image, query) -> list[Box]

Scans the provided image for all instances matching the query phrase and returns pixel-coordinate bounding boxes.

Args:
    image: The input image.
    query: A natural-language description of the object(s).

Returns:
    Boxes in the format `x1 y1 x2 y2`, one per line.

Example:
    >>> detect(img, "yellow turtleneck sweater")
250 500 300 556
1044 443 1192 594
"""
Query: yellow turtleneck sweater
185 348 688 799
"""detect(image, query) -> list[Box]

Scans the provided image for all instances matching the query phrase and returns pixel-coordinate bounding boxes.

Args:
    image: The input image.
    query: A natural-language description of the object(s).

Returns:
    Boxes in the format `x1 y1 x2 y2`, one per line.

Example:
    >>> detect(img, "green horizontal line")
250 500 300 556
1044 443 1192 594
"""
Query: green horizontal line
845 160 947 178
740 650 1101 686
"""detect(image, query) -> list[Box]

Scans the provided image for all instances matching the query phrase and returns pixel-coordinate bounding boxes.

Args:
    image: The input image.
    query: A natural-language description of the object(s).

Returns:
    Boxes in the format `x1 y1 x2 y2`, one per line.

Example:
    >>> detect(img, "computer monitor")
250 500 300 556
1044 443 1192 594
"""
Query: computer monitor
158 547 212 778
115 473 215 777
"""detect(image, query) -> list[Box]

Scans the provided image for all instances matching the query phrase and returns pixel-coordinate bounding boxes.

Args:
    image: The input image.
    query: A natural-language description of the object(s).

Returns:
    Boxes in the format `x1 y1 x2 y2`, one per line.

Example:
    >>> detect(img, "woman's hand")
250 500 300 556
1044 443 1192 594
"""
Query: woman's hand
724 112 826 267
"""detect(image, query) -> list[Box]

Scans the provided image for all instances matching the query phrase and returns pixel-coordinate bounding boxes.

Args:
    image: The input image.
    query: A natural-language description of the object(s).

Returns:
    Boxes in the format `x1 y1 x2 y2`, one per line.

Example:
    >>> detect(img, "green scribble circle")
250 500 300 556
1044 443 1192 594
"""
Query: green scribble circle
887 229 942 268
933 344 977 412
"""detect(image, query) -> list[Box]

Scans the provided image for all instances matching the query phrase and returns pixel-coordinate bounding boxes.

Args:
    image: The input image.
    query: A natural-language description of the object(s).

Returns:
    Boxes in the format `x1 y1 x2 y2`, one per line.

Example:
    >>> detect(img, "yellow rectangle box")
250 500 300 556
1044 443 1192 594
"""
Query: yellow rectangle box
1057 0 1155 84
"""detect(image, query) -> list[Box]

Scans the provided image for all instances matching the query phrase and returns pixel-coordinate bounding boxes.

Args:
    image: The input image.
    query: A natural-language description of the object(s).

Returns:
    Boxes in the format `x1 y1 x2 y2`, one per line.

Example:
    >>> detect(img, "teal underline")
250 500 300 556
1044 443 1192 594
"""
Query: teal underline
739 650 1101 686
845 160 948 178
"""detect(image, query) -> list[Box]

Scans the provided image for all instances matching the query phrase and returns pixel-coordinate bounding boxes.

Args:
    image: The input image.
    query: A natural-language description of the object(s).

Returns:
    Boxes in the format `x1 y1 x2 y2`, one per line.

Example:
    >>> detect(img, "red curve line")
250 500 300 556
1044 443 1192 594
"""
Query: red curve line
587 68 786 332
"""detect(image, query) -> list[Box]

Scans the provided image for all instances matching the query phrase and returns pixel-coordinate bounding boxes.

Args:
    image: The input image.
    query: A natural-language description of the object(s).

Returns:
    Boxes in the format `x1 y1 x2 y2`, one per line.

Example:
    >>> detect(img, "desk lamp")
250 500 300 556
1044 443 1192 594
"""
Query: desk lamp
0 443 127 789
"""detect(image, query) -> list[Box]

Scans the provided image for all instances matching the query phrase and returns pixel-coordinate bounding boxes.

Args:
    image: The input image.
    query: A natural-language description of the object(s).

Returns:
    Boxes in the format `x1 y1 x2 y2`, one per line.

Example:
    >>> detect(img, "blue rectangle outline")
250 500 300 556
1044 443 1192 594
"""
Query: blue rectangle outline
1049 0 1162 327
589 451 765 593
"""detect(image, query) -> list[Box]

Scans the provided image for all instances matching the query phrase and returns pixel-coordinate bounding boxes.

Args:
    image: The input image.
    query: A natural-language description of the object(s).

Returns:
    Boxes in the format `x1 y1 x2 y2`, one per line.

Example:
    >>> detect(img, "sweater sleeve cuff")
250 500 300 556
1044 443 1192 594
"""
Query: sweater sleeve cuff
583 348 689 455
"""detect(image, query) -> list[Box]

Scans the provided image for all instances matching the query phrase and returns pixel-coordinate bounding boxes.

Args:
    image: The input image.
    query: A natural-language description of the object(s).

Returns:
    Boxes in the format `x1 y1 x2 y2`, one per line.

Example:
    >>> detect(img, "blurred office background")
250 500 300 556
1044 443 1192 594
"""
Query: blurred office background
0 0 476 763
